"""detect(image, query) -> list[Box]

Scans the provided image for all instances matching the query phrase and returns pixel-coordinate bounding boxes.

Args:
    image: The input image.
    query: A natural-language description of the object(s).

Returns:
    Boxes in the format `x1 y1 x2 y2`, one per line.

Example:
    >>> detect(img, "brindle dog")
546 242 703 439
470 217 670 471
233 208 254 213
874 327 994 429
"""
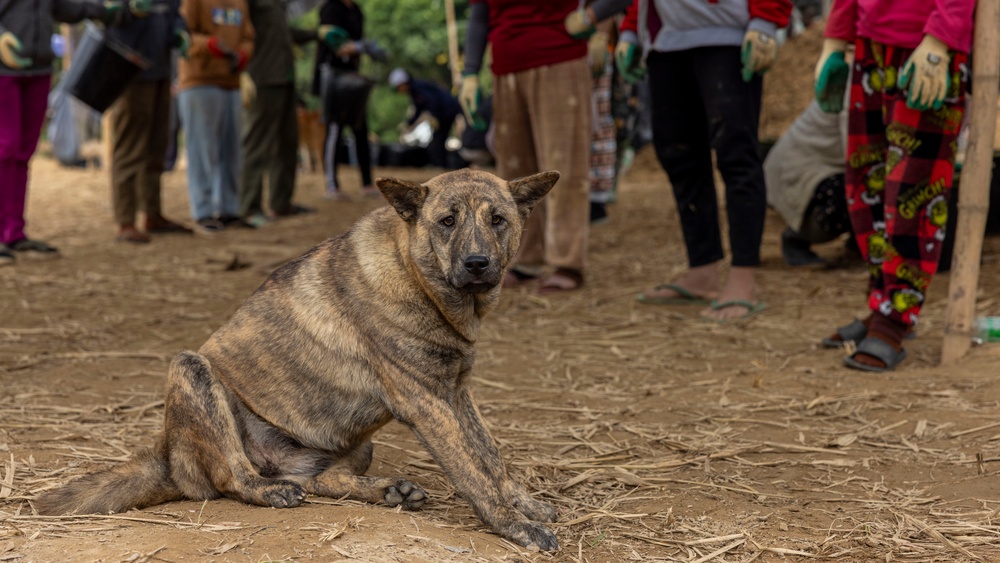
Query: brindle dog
35 169 562 551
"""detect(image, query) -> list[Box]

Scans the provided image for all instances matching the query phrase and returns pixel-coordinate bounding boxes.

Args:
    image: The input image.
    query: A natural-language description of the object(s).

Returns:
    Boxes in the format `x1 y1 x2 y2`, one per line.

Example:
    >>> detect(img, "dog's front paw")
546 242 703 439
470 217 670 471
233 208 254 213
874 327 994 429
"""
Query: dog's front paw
384 480 426 510
505 521 559 552
258 480 306 508
514 497 558 523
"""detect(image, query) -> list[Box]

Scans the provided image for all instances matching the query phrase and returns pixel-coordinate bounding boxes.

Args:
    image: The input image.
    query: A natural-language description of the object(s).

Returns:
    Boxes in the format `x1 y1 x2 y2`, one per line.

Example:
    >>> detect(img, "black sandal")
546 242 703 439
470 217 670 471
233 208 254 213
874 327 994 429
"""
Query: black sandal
822 319 868 348
843 337 907 372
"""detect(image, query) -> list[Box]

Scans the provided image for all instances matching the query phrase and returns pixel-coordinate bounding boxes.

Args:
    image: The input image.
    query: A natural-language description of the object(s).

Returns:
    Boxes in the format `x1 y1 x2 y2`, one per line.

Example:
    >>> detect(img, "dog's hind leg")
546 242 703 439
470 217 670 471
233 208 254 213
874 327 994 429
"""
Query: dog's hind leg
304 441 426 509
163 352 306 509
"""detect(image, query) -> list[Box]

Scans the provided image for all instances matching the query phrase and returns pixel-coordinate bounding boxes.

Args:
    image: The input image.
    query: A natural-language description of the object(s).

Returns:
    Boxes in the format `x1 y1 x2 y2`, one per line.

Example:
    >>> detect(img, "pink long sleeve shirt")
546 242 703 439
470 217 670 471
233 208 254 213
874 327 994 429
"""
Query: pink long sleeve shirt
824 0 975 53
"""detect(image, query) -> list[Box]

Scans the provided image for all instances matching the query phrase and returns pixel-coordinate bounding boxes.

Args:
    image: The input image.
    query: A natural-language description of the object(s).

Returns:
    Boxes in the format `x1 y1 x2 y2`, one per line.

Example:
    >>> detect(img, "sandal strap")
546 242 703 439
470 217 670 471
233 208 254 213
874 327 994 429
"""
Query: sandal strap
836 319 867 341
855 337 904 367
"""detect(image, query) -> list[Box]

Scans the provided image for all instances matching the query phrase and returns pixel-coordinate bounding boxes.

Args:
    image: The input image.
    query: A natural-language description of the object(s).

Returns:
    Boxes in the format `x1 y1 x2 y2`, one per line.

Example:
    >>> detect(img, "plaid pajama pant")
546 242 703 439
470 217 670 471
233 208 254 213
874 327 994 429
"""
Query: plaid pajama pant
846 38 968 326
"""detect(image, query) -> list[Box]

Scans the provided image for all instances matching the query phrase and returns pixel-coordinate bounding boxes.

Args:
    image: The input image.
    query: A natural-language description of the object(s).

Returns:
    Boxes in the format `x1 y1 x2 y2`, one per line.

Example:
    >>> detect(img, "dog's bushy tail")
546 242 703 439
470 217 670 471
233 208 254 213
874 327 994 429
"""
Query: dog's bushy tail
34 447 182 515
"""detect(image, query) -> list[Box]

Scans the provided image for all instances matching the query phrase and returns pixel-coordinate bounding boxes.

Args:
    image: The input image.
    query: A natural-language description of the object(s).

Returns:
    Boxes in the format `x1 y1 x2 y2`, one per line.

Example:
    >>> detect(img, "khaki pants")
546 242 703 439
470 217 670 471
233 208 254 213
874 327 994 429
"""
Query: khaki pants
493 57 592 274
109 80 171 225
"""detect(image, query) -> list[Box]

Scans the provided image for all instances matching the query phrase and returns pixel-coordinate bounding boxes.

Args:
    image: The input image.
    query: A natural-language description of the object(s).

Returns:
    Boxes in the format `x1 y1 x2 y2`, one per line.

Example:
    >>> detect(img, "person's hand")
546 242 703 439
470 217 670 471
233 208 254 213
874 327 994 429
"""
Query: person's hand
614 40 645 84
317 25 348 51
207 36 232 59
208 38 247 73
240 73 256 108
459 74 486 131
173 29 190 58
102 1 124 23
564 7 595 39
129 0 152 17
740 29 777 82
0 32 32 69
899 34 950 110
588 31 609 77
335 41 360 57
814 38 849 113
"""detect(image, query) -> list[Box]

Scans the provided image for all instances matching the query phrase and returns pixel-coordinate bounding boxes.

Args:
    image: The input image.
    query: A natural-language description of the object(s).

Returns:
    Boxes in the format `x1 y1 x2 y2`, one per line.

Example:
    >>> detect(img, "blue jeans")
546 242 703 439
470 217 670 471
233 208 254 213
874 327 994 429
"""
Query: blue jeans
178 86 241 221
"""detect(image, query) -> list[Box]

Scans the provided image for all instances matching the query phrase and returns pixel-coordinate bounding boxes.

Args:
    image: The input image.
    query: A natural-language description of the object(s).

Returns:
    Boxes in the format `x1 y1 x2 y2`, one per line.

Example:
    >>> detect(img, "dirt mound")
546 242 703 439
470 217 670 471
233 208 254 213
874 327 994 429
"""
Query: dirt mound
760 24 825 141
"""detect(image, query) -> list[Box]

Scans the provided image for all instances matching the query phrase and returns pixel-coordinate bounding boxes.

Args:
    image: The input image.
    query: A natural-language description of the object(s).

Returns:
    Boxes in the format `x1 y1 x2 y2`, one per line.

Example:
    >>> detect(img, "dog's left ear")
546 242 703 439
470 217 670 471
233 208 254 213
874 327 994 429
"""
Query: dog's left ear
376 177 429 222
508 171 560 218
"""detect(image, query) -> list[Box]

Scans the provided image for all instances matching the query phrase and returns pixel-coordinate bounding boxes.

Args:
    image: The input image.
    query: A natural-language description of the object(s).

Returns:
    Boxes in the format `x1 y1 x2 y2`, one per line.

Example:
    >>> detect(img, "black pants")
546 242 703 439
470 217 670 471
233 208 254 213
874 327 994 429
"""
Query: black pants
241 83 298 217
647 47 767 267
428 115 455 168
324 116 373 191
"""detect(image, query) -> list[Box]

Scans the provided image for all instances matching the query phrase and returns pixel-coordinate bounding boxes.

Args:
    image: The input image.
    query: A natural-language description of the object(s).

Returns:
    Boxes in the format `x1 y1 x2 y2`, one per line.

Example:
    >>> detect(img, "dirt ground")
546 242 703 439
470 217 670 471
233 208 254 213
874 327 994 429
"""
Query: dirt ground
4 27 1000 563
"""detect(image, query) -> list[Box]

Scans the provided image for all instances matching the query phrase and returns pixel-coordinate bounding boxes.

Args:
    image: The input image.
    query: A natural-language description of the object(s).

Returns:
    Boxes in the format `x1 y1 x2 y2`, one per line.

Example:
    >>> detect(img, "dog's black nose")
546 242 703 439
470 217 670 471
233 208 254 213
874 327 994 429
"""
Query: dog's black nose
464 255 490 275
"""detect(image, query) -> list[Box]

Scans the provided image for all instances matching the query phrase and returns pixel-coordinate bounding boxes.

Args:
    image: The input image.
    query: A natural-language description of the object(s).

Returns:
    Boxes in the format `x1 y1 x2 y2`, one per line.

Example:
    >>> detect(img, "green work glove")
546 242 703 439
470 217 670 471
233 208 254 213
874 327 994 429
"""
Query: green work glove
814 38 849 113
102 1 123 23
173 29 190 58
129 0 152 16
899 34 951 111
614 40 645 84
740 29 777 82
0 32 32 69
318 25 349 51
564 8 595 40
459 73 487 131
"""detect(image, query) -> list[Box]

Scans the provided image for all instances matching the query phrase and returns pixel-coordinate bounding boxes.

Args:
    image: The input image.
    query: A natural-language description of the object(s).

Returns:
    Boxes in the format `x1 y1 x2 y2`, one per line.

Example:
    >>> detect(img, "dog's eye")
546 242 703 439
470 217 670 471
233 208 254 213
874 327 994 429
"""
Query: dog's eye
440 216 455 227
491 215 504 225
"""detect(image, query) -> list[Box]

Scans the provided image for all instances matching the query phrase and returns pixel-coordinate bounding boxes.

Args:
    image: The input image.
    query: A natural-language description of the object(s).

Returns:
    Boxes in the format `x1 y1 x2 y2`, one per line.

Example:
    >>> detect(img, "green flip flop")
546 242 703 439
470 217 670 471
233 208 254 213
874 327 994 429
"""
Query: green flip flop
701 300 767 323
636 283 711 305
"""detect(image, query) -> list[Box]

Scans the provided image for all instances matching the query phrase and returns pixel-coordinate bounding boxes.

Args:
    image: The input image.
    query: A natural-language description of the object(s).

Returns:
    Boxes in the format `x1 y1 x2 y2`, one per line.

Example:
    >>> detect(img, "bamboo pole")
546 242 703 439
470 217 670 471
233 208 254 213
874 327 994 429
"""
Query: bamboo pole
940 0 1000 364
444 0 461 90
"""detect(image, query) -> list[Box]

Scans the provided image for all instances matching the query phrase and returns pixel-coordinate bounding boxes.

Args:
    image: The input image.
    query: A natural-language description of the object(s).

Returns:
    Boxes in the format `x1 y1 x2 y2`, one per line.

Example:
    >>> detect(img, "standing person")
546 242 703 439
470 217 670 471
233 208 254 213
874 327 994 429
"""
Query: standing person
815 0 974 370
239 0 337 226
461 0 628 294
314 0 379 201
616 0 791 321
0 0 130 264
587 16 618 224
388 68 462 169
177 0 254 234
107 0 194 244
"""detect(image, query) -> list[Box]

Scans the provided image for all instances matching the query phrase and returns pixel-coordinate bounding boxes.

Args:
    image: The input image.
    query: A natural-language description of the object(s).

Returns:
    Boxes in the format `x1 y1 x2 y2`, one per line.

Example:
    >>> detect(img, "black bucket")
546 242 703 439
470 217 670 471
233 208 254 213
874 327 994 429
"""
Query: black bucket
63 23 151 113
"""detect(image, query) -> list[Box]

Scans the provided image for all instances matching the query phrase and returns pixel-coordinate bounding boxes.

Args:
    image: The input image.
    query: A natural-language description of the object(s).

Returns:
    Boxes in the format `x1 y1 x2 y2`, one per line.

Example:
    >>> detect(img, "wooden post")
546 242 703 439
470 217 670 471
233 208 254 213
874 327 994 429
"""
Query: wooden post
940 0 1000 364
444 0 461 90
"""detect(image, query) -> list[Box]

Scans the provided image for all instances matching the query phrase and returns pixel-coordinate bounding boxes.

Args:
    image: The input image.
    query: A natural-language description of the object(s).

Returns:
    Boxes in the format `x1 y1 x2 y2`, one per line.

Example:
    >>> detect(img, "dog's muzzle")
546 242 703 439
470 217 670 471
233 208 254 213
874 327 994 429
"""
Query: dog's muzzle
456 254 498 293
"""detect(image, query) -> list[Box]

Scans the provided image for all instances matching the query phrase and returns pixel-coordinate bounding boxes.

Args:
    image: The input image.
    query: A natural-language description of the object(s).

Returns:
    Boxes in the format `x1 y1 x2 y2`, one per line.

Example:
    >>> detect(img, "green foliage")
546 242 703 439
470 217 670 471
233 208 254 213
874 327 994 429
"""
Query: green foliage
367 86 412 143
290 0 470 141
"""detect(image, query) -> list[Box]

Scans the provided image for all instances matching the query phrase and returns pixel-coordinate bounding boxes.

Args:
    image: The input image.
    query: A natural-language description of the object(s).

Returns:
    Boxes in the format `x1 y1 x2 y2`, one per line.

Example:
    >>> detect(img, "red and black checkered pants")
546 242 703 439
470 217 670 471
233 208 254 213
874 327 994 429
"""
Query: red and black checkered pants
845 38 967 326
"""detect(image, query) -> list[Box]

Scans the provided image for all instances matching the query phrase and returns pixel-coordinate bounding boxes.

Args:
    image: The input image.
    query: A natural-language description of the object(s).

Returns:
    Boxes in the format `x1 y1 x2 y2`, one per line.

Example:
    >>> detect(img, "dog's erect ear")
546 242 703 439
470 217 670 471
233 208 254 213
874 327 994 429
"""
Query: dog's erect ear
376 177 429 222
508 171 560 218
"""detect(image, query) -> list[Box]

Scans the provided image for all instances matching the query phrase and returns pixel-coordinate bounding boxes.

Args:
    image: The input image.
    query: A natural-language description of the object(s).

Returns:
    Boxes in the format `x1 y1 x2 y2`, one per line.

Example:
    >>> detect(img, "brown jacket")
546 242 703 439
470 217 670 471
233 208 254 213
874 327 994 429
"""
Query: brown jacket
178 0 255 91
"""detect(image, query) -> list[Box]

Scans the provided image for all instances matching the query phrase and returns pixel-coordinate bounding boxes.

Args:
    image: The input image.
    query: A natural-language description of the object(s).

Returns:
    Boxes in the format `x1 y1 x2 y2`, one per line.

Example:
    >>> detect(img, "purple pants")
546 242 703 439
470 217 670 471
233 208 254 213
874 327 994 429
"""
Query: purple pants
0 74 51 245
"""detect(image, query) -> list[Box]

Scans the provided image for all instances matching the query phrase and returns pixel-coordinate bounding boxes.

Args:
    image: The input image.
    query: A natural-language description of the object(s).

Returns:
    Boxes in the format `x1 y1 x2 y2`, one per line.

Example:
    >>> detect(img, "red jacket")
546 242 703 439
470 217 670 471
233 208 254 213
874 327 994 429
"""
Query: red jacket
824 0 974 53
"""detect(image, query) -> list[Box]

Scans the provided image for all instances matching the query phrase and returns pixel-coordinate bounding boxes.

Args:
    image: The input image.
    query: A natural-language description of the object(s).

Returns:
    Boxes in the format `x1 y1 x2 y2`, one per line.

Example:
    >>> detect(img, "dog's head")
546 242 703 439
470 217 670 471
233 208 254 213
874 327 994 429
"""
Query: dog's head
376 169 559 295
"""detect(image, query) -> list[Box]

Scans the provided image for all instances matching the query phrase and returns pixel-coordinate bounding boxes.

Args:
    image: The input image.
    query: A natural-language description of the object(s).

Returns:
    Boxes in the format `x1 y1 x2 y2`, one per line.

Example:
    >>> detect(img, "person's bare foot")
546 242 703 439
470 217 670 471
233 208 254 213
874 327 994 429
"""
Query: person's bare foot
535 268 583 295
117 224 151 244
361 185 381 198
699 266 760 322
638 263 720 303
